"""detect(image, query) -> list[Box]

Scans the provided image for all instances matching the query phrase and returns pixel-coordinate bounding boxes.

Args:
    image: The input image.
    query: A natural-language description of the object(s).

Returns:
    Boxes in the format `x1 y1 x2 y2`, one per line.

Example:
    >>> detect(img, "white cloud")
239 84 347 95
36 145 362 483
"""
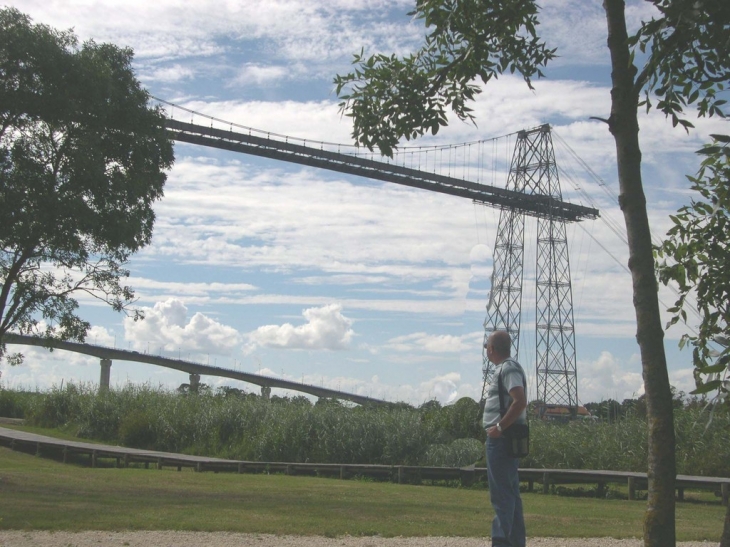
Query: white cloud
127 277 257 306
240 370 479 406
669 367 698 397
142 63 196 83
230 64 290 87
245 303 354 351
85 325 116 348
578 351 644 403
123 298 241 355
418 372 464 405
7 0 419 66
384 332 464 353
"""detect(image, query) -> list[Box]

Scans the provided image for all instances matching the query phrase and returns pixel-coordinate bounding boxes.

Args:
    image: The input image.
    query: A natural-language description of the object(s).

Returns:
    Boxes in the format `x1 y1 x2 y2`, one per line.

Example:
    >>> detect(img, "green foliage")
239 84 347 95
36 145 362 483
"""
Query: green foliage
333 0 555 156
629 0 729 129
656 135 730 402
421 437 483 467
0 387 38 418
525 418 649 472
118 409 158 450
11 385 730 477
0 8 174 358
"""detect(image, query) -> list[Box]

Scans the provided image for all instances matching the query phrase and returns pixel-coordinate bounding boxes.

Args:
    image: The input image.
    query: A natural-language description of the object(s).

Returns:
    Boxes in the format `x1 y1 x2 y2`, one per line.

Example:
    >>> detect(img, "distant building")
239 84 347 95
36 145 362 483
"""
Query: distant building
535 404 595 422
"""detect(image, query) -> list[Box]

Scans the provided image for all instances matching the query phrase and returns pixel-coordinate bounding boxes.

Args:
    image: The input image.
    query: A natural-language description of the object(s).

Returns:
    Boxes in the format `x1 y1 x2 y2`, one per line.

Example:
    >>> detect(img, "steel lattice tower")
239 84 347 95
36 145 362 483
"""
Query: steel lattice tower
481 125 578 411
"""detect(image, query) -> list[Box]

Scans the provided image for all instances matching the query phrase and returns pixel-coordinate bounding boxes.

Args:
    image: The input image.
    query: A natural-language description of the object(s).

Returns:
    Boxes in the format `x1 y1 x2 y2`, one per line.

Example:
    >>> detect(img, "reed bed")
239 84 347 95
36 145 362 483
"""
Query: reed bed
1 383 728 476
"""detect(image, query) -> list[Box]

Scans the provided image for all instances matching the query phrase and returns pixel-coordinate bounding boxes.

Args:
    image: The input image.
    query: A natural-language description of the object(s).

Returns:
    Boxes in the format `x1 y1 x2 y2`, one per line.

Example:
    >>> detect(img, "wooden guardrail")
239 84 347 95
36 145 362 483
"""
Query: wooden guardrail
1 426 727 506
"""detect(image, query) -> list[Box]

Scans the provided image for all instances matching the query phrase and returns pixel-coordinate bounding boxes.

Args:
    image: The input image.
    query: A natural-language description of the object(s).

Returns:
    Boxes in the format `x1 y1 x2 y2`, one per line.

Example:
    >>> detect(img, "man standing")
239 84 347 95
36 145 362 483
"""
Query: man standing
483 330 528 547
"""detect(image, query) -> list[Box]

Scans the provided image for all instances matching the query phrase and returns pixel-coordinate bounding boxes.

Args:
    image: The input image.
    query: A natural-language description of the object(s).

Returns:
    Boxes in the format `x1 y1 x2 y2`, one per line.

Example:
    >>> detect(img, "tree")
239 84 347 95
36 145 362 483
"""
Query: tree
655 135 730 547
0 8 174 359
334 1 728 544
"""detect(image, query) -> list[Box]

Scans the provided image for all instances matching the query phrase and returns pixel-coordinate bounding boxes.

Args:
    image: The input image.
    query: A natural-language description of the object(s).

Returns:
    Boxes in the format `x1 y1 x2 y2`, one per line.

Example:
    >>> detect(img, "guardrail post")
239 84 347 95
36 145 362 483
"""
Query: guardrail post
398 466 403 484
542 472 550 494
460 468 475 487
91 450 97 468
123 454 129 468
677 487 684 501
62 446 69 464
157 458 163 470
628 477 636 500
35 442 41 457
237 463 244 474
722 483 729 507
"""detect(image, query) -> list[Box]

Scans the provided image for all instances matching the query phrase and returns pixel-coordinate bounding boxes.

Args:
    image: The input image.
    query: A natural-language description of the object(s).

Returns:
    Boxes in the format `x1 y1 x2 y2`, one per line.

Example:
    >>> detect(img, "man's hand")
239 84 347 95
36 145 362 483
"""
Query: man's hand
487 425 502 438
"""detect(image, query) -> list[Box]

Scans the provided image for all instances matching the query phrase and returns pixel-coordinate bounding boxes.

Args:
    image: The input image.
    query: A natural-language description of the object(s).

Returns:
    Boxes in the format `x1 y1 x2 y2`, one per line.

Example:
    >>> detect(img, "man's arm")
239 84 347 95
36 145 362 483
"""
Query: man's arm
486 385 526 438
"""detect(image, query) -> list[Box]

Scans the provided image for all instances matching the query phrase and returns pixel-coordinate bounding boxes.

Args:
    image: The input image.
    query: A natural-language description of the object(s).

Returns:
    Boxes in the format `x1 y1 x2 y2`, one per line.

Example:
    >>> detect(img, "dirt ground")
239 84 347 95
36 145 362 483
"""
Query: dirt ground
0 532 719 547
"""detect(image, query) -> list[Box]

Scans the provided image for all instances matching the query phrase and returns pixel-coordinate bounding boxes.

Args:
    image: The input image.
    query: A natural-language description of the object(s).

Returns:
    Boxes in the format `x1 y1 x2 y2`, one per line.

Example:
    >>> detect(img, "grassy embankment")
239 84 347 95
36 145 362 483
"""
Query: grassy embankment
0 446 725 541
1 384 728 540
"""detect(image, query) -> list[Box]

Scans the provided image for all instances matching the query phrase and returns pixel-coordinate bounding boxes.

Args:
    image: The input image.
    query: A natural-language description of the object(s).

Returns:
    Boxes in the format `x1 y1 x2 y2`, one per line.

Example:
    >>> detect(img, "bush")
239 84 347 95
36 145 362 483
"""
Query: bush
118 409 157 450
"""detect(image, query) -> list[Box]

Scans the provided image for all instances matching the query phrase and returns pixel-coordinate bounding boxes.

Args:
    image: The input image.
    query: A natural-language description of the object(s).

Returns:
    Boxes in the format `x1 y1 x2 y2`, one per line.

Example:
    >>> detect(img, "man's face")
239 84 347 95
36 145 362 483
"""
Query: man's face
485 337 495 363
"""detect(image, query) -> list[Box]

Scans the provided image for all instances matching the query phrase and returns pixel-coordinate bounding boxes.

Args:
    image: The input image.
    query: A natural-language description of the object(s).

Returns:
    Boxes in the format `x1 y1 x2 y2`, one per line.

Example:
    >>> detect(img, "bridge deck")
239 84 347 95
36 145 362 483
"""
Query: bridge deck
2 426 727 505
3 333 390 407
167 119 599 222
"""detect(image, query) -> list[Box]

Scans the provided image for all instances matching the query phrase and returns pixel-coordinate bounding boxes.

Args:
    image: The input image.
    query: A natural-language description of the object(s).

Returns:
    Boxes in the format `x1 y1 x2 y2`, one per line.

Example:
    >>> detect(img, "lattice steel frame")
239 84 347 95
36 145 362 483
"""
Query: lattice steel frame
481 125 578 409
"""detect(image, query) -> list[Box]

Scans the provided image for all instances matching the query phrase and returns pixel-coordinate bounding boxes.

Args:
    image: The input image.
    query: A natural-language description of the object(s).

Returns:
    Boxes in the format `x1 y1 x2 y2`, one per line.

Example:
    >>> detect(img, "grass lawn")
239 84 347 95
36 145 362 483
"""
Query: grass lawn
0 447 724 541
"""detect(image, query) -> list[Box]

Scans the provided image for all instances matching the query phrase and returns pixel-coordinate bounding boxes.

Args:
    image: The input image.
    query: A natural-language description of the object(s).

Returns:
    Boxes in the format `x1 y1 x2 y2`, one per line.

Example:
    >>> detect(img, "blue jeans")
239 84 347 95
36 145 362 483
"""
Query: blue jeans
486 437 526 547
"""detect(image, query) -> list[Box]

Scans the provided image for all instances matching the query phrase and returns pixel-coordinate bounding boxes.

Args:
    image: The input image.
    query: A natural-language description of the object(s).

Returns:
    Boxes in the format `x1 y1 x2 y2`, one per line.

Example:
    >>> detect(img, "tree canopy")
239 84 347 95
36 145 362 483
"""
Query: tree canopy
333 0 555 157
630 0 729 129
0 8 174 358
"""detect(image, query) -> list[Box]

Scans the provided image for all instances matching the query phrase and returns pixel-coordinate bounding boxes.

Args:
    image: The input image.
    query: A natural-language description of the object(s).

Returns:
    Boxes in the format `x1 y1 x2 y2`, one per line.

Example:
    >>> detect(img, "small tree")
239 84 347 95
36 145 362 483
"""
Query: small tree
655 136 730 547
0 8 174 359
656 136 729 403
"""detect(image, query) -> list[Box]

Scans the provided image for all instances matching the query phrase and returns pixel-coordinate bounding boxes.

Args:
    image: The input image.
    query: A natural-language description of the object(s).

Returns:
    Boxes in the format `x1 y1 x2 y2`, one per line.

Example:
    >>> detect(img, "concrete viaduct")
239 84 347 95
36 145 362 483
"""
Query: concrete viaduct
3 333 389 406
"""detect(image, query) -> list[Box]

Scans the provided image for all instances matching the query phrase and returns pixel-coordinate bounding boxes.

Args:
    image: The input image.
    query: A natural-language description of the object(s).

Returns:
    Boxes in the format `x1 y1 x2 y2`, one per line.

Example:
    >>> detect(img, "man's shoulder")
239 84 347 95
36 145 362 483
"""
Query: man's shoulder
500 358 524 375
499 359 526 385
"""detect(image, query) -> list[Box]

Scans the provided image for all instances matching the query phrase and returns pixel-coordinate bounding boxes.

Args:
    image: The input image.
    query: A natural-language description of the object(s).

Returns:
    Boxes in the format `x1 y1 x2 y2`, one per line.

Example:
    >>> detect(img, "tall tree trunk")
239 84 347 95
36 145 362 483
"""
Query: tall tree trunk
603 1 677 546
721 502 730 547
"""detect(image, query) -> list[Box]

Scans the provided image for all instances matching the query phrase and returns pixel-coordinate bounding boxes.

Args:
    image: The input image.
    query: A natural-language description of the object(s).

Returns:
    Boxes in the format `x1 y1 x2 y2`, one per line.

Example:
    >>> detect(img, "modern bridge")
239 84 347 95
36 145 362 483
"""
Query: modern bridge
3 333 390 406
165 118 599 222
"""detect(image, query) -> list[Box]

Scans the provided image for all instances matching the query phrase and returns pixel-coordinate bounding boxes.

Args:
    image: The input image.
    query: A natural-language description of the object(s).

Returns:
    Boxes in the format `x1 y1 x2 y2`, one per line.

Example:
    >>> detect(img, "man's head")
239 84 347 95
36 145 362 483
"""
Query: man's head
484 330 511 364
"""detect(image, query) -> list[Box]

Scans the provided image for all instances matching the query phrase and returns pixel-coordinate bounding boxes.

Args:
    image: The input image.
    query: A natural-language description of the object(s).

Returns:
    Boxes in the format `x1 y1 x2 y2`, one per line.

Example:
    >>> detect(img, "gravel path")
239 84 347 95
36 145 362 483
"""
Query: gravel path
0 532 718 547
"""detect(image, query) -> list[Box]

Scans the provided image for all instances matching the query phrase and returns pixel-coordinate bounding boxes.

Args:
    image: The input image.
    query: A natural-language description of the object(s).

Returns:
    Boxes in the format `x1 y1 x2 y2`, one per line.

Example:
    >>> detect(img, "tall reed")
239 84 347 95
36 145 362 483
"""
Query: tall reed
5 383 729 476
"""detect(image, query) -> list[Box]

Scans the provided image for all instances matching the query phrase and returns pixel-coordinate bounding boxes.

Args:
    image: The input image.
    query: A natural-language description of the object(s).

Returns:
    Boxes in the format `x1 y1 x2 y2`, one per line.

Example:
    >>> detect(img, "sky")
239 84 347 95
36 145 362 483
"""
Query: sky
1 0 726 406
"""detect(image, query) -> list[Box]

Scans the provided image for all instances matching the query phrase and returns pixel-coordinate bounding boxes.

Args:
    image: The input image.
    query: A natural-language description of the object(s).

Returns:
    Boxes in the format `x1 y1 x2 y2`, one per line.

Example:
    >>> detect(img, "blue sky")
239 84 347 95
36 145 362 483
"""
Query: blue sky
1 0 726 405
